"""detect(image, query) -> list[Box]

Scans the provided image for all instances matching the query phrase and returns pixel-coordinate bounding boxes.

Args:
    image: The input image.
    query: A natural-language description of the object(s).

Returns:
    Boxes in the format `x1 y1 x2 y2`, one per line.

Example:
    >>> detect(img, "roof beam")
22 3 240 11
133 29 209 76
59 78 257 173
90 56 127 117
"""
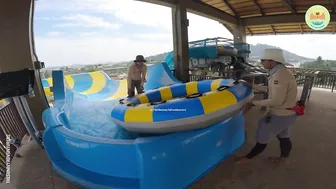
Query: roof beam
281 0 296 13
251 0 264 16
134 0 176 7
244 13 336 26
246 31 336 36
222 23 234 35
246 27 253 35
332 0 336 12
135 0 238 25
270 25 276 35
222 0 238 17
333 24 335 34
185 0 238 24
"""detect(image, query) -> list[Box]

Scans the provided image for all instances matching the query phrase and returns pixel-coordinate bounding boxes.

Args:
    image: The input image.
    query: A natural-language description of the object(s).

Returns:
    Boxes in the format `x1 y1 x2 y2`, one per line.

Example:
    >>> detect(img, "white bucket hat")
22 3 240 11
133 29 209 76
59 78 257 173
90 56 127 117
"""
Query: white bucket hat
261 48 291 66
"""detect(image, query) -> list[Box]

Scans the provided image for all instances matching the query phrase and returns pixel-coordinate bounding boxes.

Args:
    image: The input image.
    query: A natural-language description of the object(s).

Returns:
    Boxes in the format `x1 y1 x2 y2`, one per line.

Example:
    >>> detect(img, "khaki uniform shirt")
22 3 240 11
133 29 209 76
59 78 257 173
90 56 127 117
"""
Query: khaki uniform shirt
252 64 297 116
127 63 147 88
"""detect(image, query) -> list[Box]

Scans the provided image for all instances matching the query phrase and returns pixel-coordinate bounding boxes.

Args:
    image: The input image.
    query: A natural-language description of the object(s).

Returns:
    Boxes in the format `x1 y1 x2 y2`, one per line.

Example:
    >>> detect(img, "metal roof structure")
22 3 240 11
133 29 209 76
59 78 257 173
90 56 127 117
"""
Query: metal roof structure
140 0 336 35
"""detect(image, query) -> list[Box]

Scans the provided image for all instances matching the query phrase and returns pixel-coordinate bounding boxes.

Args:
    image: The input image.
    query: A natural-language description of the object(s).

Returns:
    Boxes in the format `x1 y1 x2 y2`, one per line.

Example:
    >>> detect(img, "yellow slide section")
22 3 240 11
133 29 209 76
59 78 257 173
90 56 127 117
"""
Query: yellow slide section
80 72 107 95
104 80 128 101
42 71 129 101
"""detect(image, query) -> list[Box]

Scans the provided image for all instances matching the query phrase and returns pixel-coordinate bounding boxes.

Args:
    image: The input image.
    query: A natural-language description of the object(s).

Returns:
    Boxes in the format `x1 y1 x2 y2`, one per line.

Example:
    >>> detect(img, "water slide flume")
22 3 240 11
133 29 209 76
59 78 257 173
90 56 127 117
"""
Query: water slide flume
111 79 253 133
42 62 253 189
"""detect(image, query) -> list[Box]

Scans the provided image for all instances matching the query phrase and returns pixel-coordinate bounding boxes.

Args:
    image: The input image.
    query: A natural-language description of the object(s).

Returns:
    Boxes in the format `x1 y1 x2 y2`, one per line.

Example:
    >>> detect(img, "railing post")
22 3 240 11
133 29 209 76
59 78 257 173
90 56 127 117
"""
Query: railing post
332 76 335 93
12 97 41 146
300 73 315 104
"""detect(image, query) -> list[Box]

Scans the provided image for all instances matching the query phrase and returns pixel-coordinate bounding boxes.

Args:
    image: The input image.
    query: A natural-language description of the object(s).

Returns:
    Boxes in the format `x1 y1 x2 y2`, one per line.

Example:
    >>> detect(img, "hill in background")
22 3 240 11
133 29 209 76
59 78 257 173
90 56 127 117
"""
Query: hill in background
146 52 170 62
46 43 318 73
249 44 314 62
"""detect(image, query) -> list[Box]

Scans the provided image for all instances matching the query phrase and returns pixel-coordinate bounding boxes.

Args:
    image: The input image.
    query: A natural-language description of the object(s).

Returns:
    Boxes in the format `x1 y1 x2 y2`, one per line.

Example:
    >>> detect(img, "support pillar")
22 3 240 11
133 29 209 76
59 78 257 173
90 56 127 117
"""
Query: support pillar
233 20 246 43
172 1 190 83
0 0 47 130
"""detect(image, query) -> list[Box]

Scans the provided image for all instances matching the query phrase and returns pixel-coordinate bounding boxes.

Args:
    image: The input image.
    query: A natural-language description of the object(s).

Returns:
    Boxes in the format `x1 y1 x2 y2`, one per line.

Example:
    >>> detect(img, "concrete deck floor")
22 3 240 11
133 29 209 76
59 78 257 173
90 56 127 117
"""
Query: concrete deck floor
1 88 336 189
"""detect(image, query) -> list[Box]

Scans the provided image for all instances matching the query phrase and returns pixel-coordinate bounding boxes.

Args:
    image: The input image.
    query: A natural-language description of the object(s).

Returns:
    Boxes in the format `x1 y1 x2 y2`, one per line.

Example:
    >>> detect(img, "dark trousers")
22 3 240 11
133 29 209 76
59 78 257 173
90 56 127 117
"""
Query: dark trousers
128 80 144 97
246 137 292 159
245 114 295 159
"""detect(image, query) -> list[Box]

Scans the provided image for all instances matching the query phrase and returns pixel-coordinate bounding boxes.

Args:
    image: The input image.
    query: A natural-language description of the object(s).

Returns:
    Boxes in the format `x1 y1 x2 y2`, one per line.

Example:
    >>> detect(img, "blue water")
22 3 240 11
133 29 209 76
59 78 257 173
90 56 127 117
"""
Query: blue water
49 62 180 140
66 96 155 140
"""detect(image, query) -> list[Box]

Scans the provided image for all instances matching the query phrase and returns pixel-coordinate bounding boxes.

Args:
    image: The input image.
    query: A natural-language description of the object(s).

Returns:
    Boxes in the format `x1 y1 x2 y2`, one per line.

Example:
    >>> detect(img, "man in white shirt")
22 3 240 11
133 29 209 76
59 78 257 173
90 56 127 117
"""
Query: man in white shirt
127 55 147 97
236 48 298 164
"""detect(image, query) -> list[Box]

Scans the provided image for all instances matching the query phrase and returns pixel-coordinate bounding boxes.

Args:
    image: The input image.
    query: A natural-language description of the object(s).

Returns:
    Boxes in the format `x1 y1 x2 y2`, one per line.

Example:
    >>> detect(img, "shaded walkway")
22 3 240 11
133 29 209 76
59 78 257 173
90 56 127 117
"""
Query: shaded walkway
2 88 336 189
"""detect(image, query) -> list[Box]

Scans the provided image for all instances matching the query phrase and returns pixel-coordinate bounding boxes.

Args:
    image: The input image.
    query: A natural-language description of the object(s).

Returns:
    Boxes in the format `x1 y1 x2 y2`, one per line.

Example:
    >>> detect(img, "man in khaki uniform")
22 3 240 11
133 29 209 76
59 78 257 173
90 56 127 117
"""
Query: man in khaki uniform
236 48 298 164
127 55 147 97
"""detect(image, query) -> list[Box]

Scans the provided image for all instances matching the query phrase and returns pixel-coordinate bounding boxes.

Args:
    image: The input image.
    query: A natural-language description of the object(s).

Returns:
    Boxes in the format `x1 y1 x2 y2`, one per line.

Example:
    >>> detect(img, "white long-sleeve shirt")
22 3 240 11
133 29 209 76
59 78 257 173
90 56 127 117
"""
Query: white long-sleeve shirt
252 64 298 116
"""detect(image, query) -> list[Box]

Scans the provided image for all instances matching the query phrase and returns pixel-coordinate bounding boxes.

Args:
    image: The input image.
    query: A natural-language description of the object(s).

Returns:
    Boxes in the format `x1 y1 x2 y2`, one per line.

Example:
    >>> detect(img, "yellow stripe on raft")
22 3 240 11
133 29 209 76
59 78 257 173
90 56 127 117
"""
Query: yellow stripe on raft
186 81 198 95
199 90 237 114
65 75 75 89
210 79 224 91
124 104 154 122
159 86 173 101
136 93 149 104
104 80 128 101
81 72 106 95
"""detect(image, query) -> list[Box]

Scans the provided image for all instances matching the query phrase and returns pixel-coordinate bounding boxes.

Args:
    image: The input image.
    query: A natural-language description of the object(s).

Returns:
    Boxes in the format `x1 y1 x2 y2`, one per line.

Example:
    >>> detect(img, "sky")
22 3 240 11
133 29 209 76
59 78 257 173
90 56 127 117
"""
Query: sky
34 0 336 67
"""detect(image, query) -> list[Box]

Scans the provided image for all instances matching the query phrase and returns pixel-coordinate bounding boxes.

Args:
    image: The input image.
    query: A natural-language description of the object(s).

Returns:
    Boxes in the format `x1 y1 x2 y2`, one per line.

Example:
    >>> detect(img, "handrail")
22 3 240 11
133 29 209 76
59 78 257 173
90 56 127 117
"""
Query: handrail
189 67 335 93
0 99 27 183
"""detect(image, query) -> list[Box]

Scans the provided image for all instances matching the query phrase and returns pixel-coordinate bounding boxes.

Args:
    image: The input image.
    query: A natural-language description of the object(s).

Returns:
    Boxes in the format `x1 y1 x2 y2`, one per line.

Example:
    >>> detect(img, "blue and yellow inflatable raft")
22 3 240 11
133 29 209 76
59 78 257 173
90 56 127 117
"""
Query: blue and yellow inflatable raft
111 79 254 133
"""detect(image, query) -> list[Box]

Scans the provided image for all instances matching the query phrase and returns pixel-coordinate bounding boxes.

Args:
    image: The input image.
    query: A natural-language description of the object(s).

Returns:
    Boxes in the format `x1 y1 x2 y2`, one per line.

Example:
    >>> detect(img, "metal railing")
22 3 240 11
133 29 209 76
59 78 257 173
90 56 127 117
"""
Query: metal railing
189 69 268 83
186 67 336 92
313 74 336 91
288 67 336 75
0 100 27 140
0 99 27 183
189 72 316 104
294 72 336 92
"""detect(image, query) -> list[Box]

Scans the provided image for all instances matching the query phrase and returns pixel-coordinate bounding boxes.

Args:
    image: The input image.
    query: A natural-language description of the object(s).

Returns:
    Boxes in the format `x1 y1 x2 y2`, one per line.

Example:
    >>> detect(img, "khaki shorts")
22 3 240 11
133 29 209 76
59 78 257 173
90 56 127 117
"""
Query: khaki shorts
256 113 297 144
128 80 144 97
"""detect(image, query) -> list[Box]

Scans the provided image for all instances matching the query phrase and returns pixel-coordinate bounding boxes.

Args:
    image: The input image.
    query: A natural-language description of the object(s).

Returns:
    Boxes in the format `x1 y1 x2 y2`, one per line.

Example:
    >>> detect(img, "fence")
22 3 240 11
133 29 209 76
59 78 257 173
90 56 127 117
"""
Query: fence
294 72 336 92
312 74 336 92
0 99 27 183
187 68 332 104
186 67 336 92
189 69 268 84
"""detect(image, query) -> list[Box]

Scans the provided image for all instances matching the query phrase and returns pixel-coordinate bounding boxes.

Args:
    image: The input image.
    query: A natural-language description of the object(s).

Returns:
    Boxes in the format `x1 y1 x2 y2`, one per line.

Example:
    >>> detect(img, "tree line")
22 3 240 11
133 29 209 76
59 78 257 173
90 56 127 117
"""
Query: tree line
299 56 336 70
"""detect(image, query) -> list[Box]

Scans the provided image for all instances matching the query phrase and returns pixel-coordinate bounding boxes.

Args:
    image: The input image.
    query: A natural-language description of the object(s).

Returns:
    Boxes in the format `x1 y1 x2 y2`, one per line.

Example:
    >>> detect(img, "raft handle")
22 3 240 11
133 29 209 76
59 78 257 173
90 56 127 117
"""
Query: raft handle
186 93 202 99
150 100 167 105
126 103 137 107
217 85 230 91
119 99 125 104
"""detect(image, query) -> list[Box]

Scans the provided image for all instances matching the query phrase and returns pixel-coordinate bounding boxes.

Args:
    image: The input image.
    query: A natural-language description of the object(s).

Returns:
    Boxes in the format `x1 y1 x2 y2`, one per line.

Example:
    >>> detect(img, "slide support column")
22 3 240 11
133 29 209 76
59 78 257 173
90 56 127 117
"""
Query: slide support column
172 0 190 83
